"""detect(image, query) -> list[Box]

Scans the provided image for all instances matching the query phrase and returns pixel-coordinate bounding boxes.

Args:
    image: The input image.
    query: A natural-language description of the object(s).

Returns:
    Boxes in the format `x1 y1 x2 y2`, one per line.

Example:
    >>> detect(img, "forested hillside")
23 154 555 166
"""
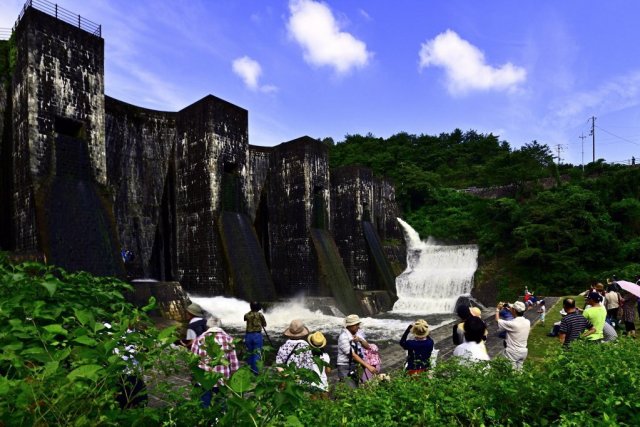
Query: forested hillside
327 130 640 299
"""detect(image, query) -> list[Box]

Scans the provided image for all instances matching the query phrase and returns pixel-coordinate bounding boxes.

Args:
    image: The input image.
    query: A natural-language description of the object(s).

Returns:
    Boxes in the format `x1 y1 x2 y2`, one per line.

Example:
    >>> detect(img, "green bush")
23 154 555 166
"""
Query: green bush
0 258 320 426
0 259 186 425
4 258 640 425
294 341 640 426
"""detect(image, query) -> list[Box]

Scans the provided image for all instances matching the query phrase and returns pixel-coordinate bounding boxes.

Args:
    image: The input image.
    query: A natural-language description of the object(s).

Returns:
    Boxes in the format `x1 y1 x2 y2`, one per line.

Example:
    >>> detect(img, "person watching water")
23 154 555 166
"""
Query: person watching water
495 301 530 370
337 314 377 387
178 303 207 348
453 316 491 364
243 301 267 374
399 319 434 375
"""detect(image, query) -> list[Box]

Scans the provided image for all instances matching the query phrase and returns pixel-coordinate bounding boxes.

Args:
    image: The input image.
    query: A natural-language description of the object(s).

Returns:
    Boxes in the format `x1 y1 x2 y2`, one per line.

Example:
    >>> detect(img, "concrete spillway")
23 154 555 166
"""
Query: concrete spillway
218 211 277 302
362 221 398 299
43 134 123 277
310 228 363 316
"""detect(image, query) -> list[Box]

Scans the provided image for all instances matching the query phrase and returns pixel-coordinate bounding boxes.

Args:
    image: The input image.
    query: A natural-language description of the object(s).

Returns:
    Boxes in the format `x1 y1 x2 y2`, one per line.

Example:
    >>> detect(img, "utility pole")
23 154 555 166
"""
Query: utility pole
589 116 596 162
579 133 586 171
554 144 566 165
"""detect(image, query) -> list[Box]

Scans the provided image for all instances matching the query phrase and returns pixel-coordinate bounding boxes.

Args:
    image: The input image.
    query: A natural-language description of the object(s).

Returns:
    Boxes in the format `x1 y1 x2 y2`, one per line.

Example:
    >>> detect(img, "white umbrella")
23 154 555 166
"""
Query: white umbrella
617 280 640 298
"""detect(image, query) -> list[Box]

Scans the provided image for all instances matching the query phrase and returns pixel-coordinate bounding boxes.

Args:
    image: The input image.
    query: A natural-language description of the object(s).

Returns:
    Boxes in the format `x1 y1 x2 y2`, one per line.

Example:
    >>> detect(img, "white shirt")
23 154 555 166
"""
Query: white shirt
497 316 530 351
337 328 366 365
453 341 490 364
311 352 330 391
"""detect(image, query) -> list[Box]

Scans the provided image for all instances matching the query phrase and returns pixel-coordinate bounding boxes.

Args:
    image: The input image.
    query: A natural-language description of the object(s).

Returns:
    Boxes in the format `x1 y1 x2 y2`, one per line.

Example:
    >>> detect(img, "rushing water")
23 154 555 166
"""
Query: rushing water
393 218 479 314
190 218 478 348
190 295 454 346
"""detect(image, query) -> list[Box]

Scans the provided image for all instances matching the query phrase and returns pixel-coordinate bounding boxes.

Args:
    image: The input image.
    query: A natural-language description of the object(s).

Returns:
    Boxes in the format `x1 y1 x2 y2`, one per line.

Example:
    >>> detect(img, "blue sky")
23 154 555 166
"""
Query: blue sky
3 0 640 165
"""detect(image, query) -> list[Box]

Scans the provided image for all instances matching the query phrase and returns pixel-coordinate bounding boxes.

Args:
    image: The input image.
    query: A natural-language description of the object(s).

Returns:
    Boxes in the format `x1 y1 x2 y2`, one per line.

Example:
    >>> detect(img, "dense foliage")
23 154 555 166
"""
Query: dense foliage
0 257 317 426
328 132 640 296
0 256 184 425
295 340 640 426
3 257 640 425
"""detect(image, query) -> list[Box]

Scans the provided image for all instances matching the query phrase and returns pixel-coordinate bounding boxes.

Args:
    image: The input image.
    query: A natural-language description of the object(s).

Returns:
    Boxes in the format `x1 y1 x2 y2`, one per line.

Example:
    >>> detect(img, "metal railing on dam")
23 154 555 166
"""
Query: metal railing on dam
12 0 101 37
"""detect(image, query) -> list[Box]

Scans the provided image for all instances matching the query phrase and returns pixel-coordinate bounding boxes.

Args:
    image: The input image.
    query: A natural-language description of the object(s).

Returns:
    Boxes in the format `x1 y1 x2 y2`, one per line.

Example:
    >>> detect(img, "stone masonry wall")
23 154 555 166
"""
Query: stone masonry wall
12 8 105 252
269 136 330 296
374 177 406 272
105 96 177 279
175 95 249 295
247 145 272 222
331 166 374 291
0 63 11 250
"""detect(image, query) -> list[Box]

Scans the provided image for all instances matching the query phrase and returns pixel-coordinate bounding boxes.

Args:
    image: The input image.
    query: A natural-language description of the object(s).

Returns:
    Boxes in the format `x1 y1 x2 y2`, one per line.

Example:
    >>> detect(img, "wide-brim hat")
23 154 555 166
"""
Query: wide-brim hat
344 314 362 327
470 307 482 317
186 303 205 317
411 319 429 338
283 319 309 338
307 331 327 349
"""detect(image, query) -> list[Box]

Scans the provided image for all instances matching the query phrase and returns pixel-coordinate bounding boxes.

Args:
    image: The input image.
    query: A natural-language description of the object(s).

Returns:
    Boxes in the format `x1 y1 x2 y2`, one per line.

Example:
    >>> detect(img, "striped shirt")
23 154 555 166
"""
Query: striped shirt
559 312 592 346
191 327 239 381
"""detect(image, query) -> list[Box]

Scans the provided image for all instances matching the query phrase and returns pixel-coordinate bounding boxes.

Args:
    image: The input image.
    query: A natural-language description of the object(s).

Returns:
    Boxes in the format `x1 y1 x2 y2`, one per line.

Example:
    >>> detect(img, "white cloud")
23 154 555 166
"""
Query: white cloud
287 0 371 74
358 9 372 21
554 71 640 119
232 56 278 93
125 65 187 110
232 56 262 89
419 29 526 95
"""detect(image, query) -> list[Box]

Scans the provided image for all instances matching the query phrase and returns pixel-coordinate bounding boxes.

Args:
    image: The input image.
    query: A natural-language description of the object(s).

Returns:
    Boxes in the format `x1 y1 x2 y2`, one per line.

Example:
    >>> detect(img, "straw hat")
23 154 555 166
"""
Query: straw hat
307 331 327 349
186 303 204 317
411 319 430 338
283 319 310 338
470 307 482 317
344 314 362 327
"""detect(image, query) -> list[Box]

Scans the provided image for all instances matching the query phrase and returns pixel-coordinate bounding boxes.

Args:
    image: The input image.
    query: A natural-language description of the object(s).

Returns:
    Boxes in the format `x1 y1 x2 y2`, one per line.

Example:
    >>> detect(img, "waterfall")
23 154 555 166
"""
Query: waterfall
393 218 478 314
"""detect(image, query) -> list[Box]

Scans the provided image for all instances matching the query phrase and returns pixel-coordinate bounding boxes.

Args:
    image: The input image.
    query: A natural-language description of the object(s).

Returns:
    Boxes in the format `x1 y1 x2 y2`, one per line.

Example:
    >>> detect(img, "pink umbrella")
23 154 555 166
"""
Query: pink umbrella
617 280 640 298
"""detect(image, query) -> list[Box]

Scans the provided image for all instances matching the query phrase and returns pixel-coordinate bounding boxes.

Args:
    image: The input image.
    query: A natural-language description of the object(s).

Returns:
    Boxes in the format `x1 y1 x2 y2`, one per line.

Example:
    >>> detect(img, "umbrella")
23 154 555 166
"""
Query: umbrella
617 280 640 298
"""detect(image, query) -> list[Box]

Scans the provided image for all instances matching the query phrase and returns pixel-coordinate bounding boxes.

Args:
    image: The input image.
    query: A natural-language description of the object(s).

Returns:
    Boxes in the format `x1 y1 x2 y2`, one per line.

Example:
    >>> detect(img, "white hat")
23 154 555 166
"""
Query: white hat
344 314 362 327
512 301 527 314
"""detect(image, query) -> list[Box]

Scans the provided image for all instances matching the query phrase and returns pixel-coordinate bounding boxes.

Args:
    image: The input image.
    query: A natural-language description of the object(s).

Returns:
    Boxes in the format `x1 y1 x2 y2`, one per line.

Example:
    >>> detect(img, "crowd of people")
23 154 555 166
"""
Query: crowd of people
176 277 639 409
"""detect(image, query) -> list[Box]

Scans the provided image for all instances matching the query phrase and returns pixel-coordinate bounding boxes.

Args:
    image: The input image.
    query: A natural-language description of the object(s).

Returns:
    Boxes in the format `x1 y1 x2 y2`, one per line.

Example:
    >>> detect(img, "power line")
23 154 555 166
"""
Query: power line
595 125 640 147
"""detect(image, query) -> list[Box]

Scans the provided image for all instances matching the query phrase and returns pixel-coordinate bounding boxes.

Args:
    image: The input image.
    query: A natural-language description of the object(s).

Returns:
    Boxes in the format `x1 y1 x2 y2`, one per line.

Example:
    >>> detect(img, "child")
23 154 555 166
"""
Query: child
243 301 266 374
537 300 546 324
307 331 331 393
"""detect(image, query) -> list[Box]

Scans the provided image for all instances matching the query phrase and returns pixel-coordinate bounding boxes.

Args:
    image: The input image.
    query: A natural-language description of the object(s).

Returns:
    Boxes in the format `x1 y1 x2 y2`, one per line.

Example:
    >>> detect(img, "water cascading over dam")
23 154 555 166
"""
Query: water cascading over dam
393 218 478 314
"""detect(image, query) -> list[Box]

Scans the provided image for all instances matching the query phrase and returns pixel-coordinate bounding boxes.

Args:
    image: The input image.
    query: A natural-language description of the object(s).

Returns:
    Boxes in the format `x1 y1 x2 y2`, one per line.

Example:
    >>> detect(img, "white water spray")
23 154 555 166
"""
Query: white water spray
189 296 453 342
393 218 478 314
